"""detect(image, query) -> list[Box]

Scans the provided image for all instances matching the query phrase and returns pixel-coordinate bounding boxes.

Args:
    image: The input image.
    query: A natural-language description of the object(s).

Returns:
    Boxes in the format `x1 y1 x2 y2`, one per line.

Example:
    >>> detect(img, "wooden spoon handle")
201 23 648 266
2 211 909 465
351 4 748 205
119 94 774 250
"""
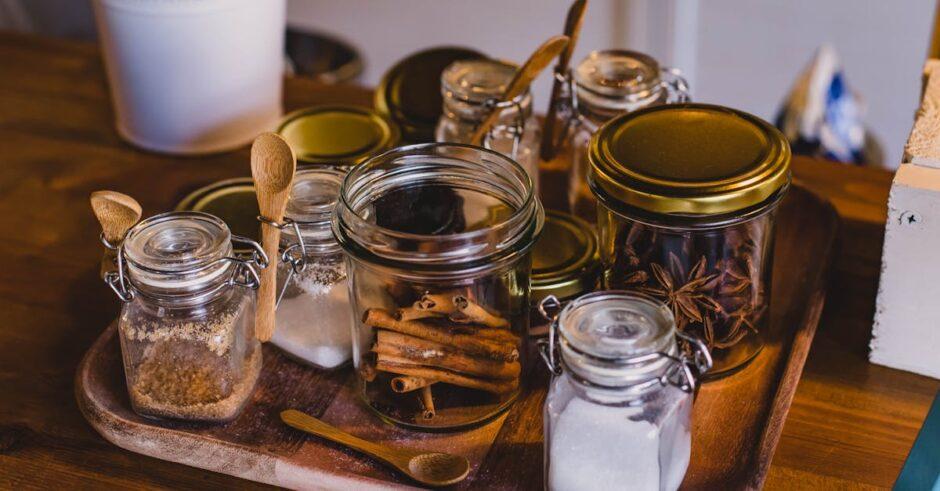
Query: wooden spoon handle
539 0 589 161
281 410 403 466
470 35 570 145
256 223 281 341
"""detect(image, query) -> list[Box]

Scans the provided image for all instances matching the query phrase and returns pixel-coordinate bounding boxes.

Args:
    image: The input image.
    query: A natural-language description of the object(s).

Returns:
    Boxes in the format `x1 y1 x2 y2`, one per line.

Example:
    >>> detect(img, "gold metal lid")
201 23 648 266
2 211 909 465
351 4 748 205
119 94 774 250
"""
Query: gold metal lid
277 105 400 166
589 103 791 215
175 178 259 247
375 47 485 143
531 210 600 303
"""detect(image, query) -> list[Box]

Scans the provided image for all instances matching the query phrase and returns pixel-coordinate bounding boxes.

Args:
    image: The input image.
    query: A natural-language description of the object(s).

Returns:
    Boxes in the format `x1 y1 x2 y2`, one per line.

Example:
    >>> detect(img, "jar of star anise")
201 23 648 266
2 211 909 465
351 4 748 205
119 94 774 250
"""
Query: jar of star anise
589 103 790 376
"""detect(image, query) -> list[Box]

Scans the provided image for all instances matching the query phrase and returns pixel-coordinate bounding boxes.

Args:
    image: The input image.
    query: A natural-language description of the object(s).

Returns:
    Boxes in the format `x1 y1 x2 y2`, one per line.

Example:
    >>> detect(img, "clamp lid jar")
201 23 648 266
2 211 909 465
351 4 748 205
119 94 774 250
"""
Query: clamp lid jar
104 211 267 422
540 291 711 491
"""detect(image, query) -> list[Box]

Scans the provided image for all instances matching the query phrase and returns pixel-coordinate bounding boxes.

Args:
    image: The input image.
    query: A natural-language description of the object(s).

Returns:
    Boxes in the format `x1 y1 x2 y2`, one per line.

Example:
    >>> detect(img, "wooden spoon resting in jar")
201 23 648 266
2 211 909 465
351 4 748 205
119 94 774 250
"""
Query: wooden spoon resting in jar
539 0 588 161
251 132 296 342
469 35 570 146
90 190 142 278
280 409 470 487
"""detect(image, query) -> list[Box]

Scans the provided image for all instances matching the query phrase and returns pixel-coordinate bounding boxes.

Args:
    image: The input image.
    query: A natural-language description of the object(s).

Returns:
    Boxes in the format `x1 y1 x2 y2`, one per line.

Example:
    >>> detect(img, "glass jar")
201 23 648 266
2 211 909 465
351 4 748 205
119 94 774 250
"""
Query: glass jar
544 50 689 220
590 103 791 376
436 59 541 190
540 291 711 491
271 168 354 369
333 143 544 430
104 211 267 422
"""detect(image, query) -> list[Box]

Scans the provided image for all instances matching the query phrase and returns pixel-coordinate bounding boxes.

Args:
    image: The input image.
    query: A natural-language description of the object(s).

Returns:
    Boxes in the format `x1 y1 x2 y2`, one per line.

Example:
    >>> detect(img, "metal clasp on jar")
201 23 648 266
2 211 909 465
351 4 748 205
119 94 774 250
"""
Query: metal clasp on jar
480 97 527 161
257 215 308 307
102 234 268 303
536 294 713 393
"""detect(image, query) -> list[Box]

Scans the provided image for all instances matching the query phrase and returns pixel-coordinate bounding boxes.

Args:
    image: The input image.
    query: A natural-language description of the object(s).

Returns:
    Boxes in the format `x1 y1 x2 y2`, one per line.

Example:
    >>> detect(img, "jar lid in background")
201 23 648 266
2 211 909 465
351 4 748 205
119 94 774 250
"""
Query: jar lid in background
574 49 662 105
589 103 791 215
531 210 600 304
375 47 486 143
176 178 259 249
277 105 400 166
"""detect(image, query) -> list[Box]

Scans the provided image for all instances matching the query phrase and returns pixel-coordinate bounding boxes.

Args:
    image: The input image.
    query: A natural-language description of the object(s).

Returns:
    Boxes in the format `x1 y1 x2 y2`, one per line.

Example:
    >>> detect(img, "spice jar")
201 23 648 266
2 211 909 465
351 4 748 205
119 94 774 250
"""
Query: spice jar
333 143 544 430
544 50 689 219
270 168 354 369
436 60 541 190
540 292 711 491
103 211 267 422
529 210 600 338
590 103 791 375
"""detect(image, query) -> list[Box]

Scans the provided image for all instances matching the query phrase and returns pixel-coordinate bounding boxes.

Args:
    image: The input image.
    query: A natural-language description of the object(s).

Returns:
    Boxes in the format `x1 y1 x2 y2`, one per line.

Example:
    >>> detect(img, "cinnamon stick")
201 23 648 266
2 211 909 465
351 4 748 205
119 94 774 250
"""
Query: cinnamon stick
376 354 519 395
363 309 519 361
419 385 435 420
416 293 459 315
374 330 521 380
390 375 432 393
452 295 510 328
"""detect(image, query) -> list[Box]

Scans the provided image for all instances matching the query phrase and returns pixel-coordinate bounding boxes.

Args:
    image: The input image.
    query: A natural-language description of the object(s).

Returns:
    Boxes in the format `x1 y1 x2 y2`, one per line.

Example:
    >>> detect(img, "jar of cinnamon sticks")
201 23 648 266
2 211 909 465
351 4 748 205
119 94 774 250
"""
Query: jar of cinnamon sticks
333 143 544 430
590 104 790 376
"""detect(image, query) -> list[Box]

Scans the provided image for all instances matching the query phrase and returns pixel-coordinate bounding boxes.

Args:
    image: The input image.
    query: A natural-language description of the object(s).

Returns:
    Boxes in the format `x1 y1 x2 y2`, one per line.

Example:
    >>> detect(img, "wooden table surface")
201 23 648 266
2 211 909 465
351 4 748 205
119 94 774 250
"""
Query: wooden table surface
0 32 937 490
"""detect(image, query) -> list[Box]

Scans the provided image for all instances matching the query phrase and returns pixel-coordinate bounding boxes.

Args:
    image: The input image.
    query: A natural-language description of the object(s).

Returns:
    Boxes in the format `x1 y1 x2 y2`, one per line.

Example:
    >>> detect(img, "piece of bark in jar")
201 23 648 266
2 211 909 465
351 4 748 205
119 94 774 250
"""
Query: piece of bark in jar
375 353 519 395
373 329 521 380
363 309 519 361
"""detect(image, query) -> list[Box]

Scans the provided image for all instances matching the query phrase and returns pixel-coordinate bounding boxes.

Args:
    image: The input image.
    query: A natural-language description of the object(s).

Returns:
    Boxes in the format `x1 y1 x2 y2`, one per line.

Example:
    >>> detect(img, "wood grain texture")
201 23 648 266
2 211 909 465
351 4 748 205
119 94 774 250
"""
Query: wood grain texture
0 32 937 489
74 185 838 489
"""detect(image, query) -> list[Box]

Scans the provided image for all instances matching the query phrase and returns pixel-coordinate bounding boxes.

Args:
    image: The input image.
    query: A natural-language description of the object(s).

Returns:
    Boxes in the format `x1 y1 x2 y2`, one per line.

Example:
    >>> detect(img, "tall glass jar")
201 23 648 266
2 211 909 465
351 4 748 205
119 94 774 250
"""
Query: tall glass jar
436 59 541 190
333 143 544 431
271 168 354 369
590 103 791 376
544 50 688 219
104 211 267 422
540 292 711 491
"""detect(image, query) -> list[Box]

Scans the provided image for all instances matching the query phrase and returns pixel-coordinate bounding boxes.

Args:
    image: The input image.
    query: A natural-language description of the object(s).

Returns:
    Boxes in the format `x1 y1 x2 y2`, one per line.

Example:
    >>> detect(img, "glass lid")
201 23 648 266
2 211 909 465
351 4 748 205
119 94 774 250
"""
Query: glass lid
574 49 662 100
124 212 231 274
441 59 521 104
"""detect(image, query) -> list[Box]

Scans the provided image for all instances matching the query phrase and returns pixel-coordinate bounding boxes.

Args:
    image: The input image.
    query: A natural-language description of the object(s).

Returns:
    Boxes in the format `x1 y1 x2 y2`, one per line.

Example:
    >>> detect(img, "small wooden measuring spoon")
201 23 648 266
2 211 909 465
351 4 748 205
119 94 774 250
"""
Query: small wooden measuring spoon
539 0 589 161
90 190 142 278
280 409 470 487
469 35 570 145
251 132 296 342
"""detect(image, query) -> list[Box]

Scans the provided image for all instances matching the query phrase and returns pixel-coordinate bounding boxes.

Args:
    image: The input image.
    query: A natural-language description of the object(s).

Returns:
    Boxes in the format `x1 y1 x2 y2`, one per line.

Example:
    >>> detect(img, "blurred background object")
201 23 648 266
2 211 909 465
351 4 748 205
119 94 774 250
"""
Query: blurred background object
285 28 362 85
1 0 936 167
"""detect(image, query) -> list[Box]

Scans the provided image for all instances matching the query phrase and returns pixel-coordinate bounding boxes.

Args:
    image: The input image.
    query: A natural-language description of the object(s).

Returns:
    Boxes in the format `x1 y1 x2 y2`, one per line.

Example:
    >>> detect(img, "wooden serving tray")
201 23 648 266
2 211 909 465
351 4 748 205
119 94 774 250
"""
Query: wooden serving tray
76 184 838 490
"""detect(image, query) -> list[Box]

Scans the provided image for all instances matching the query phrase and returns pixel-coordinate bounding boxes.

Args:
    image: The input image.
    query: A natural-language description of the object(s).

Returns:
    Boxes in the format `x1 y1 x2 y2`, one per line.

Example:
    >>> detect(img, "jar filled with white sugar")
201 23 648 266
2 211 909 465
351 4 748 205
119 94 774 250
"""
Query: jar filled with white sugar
271 168 354 369
539 291 712 491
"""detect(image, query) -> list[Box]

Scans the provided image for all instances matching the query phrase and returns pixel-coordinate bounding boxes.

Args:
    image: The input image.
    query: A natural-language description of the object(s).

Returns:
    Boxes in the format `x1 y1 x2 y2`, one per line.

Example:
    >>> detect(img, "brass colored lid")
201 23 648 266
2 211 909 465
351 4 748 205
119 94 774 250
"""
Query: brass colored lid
278 105 400 166
589 103 791 215
531 211 600 303
175 178 259 247
375 47 485 143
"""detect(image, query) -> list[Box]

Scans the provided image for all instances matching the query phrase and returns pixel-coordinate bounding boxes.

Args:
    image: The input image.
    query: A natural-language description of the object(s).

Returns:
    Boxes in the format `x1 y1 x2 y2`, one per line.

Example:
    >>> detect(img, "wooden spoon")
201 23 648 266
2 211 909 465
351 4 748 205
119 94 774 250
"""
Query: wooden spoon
539 0 589 161
281 409 470 487
90 190 142 278
469 35 570 145
250 132 296 342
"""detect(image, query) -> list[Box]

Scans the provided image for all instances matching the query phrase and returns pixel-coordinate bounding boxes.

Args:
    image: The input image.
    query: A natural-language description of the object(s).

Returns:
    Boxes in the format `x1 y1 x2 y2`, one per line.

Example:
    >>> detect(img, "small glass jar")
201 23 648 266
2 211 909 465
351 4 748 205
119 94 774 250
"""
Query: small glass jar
333 143 544 431
545 50 689 220
436 59 541 190
104 211 267 422
540 292 711 491
271 168 354 369
590 103 791 375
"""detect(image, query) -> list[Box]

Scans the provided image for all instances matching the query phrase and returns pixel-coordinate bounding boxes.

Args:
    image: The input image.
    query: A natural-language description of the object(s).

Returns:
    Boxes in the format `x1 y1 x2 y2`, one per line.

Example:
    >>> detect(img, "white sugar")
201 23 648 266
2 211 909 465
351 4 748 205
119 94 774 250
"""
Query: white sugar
272 275 353 369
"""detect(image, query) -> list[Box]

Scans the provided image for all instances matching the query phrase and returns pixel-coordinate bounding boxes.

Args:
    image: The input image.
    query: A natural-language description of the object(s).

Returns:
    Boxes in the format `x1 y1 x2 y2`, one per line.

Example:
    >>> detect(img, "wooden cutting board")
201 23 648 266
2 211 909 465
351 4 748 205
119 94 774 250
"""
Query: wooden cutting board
76 184 838 490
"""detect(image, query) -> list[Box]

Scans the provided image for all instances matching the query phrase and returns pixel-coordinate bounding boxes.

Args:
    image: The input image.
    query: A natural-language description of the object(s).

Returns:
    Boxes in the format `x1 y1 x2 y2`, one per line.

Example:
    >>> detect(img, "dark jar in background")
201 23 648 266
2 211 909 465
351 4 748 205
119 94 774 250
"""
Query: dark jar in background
589 104 791 376
333 143 544 430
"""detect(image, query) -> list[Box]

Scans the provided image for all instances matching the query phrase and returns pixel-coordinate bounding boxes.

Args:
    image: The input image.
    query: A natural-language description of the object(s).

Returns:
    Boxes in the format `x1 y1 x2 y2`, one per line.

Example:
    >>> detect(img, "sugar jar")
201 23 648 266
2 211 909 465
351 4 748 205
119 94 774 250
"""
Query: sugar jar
590 103 790 376
436 59 541 190
103 211 267 422
542 50 689 219
333 143 543 430
539 291 711 491
270 168 354 369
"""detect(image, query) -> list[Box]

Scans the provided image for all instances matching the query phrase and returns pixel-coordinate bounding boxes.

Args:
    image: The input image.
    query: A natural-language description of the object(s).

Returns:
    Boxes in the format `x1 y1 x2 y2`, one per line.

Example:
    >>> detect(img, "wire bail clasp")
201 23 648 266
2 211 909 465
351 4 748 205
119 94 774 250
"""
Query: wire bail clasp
481 97 527 160
101 233 134 303
664 330 713 393
258 215 309 307
661 67 691 103
536 295 564 376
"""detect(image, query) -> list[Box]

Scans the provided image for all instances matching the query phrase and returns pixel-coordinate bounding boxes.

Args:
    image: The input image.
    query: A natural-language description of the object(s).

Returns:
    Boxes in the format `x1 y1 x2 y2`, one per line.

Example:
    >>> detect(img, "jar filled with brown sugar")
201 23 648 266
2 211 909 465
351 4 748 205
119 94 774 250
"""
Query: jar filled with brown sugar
104 211 267 422
590 104 791 376
333 143 544 430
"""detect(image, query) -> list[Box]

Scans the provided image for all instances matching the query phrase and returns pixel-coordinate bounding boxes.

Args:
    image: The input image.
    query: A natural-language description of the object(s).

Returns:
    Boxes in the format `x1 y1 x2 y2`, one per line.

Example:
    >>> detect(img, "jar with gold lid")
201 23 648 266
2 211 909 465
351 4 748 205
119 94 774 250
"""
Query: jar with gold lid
543 50 688 219
277 105 400 169
590 103 791 376
435 59 541 190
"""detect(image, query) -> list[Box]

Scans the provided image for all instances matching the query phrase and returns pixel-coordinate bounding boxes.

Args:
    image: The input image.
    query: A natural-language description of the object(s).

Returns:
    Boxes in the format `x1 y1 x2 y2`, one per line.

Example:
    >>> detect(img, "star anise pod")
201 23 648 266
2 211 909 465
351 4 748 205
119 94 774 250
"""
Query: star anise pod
638 254 722 332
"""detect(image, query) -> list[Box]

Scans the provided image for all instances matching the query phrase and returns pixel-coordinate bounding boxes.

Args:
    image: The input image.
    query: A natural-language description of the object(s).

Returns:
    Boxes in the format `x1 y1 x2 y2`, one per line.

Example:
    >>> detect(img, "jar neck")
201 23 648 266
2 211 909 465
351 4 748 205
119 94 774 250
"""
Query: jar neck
127 261 237 306
334 143 543 275
575 83 663 123
442 91 533 126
